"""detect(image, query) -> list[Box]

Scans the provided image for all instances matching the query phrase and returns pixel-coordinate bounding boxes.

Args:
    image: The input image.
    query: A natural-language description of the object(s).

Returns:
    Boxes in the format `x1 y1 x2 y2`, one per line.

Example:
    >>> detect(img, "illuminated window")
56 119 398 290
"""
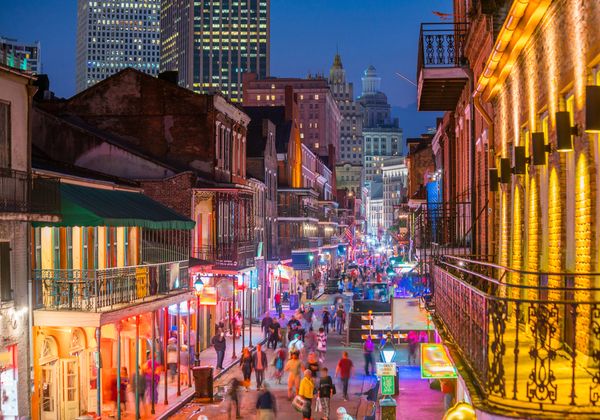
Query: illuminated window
300 95 304 100
315 143 319 148
315 94 319 100
257 95 261 100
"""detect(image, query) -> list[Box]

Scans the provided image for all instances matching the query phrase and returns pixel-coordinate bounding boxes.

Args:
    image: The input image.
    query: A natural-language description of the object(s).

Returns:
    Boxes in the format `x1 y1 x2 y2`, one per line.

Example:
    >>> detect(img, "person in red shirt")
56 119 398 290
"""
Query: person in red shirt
335 351 354 400
274 292 282 317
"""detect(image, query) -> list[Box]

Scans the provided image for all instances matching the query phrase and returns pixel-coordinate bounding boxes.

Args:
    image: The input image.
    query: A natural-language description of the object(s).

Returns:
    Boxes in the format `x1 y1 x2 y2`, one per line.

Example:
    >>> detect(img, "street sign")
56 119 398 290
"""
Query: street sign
381 375 395 396
376 362 396 377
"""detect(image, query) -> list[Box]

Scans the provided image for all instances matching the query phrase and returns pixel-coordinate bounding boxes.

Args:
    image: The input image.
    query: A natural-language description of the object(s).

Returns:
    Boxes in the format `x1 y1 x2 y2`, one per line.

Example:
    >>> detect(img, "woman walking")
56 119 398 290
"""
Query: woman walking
298 369 315 420
239 347 253 391
272 347 286 384
284 352 303 399
317 327 327 363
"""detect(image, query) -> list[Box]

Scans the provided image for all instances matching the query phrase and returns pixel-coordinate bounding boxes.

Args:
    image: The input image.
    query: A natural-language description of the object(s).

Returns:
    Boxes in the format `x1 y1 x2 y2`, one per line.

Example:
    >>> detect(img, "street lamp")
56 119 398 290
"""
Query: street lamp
380 332 396 363
237 274 246 350
193 278 204 365
277 260 283 295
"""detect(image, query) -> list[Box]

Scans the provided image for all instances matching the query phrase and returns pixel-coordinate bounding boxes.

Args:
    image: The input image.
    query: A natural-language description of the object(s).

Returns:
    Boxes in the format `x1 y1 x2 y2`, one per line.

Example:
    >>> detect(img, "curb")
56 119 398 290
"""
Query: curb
157 337 267 419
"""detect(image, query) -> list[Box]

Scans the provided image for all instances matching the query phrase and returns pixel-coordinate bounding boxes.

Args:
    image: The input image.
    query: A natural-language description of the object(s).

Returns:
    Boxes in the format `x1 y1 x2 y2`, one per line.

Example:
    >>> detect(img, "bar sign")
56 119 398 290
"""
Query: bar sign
381 375 395 396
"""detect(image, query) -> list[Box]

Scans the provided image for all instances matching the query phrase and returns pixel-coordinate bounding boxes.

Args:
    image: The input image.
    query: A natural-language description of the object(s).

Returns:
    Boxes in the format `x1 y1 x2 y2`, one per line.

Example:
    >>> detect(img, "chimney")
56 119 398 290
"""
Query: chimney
33 74 50 101
284 85 294 121
158 70 178 85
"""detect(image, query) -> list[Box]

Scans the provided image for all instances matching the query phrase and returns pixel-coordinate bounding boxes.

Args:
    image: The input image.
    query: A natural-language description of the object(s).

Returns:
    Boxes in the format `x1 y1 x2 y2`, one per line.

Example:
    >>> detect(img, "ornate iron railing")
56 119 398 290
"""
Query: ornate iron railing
33 260 189 311
417 22 468 71
431 255 600 416
0 169 60 214
191 242 255 269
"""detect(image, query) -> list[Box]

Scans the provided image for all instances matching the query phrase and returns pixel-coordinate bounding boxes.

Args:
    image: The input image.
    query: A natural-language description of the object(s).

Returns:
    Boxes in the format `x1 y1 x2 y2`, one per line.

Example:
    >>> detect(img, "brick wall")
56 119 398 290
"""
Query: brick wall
140 172 195 218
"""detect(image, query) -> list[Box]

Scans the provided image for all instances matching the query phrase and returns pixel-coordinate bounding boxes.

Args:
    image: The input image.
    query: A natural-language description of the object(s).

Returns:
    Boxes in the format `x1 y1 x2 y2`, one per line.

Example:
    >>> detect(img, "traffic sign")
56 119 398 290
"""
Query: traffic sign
381 375 395 396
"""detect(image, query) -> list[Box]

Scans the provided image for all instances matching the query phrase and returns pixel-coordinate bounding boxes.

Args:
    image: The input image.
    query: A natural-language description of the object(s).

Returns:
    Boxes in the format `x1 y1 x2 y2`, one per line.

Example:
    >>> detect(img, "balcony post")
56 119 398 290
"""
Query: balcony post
96 326 102 417
116 321 122 420
177 304 181 396
151 311 156 414
163 307 169 405
94 271 98 312
135 315 140 420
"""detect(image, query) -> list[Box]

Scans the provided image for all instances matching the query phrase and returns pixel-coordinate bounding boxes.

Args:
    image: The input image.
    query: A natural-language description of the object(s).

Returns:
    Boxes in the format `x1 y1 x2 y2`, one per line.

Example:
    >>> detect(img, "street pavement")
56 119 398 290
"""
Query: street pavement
168 294 447 420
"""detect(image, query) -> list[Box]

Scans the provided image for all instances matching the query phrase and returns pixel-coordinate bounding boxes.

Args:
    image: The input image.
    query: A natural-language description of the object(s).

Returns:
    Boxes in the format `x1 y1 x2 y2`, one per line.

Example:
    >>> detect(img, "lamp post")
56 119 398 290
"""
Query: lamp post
238 275 245 350
277 260 283 295
193 278 204 366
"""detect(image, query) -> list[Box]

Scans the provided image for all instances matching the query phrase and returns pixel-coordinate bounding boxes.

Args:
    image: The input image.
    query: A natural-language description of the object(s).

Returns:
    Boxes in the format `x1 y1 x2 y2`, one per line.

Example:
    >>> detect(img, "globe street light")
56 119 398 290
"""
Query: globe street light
193 278 204 365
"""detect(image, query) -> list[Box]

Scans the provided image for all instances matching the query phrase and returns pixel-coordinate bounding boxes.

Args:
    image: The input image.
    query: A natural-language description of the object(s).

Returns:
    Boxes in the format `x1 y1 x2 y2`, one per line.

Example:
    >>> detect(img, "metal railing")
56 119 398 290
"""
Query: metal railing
278 203 319 219
33 260 189 311
417 22 468 72
191 242 256 269
0 169 60 214
430 255 600 416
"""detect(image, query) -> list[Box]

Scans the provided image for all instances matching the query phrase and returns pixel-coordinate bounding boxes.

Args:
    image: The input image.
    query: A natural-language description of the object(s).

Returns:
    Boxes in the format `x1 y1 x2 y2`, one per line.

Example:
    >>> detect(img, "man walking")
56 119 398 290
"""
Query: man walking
252 344 268 390
256 383 277 420
335 306 345 335
363 335 375 376
335 351 354 401
268 317 280 349
274 292 282 317
211 330 226 370
318 367 334 420
261 313 273 342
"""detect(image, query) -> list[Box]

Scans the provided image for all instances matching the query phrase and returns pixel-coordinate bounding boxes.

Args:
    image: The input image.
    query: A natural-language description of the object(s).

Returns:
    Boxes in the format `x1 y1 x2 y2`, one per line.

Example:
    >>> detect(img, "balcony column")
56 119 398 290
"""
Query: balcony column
135 315 140 420
151 311 156 414
187 299 192 384
231 276 237 359
116 321 122 420
96 326 102 417
163 307 169 405
176 304 181 396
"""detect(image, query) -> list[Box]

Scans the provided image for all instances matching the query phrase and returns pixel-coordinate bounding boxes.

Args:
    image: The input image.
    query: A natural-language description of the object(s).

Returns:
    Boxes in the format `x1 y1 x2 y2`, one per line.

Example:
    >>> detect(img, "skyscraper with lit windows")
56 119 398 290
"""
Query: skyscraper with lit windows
160 0 270 102
75 0 161 93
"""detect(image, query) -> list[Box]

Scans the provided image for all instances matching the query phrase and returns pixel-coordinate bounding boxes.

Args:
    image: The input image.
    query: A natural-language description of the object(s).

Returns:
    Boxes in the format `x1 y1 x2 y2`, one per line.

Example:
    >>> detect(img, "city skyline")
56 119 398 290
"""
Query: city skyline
0 0 449 137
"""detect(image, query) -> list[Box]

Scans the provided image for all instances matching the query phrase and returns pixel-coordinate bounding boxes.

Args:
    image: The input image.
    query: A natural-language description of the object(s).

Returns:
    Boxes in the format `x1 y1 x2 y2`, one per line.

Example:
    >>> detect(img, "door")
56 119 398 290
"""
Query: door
41 362 58 420
60 358 80 420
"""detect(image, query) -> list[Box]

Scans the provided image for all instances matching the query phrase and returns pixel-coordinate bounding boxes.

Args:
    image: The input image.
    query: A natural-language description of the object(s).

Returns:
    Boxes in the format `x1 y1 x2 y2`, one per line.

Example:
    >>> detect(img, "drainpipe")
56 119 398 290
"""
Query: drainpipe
469 70 477 257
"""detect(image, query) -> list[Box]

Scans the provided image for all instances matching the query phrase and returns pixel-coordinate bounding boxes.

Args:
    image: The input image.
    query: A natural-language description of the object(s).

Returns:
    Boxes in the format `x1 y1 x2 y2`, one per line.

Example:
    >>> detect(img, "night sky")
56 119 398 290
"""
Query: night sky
0 0 450 138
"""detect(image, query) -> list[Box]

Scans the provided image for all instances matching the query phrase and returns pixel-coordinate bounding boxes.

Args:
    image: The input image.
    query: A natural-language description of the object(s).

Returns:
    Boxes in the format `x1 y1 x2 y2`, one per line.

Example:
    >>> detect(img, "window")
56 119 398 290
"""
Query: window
315 94 319 100
0 101 10 168
256 95 261 101
315 142 319 149
0 242 10 301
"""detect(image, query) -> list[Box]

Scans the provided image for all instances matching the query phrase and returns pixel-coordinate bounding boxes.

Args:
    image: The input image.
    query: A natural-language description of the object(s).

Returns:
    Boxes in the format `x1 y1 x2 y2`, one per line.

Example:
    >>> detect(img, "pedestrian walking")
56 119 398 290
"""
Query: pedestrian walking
288 333 304 359
407 330 419 365
256 382 277 420
335 351 354 401
298 369 315 420
307 352 320 379
297 283 303 302
228 378 242 419
132 365 147 416
119 367 129 415
322 309 331 334
284 352 303 399
239 347 253 391
318 367 335 420
253 344 268 390
234 310 243 338
272 347 286 384
363 335 375 376
279 313 288 347
317 327 327 363
335 306 346 335
180 344 190 386
167 338 178 383
212 330 226 370
262 313 273 342
304 327 317 354
274 292 283 317
268 318 280 349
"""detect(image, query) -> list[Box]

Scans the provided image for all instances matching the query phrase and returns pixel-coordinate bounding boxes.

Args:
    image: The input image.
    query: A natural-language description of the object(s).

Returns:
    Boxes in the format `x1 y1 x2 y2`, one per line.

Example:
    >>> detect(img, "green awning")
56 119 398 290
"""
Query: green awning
34 183 195 230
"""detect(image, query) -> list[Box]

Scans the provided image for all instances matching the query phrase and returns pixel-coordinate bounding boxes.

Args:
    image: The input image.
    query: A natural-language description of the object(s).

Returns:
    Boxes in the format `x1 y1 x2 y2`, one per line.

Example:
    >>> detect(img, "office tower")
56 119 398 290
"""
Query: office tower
0 37 41 73
75 0 161 93
357 65 403 183
161 0 270 102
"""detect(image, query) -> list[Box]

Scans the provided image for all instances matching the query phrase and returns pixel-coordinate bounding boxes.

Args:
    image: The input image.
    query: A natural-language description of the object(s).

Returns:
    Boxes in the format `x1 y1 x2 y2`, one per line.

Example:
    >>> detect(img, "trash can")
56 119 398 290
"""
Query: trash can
192 366 213 402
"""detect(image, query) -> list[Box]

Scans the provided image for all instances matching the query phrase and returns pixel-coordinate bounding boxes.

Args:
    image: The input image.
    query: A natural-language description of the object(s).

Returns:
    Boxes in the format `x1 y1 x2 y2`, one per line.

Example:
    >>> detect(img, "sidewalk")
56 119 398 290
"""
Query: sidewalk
118 323 264 420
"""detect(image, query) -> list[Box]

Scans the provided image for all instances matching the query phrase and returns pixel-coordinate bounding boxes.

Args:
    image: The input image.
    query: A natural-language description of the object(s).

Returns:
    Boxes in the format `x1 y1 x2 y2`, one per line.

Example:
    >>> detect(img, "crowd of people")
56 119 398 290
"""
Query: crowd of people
222 300 351 420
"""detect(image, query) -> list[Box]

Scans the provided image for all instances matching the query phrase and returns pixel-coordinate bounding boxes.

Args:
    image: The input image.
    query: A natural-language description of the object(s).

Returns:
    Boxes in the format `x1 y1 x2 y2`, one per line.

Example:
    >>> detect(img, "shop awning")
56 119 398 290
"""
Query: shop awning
34 183 195 230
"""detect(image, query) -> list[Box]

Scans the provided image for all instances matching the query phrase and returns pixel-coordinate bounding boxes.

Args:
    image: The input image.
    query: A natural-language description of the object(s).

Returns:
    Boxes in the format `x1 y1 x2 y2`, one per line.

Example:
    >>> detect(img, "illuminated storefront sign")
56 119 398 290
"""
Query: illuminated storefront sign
199 286 217 305
420 343 457 379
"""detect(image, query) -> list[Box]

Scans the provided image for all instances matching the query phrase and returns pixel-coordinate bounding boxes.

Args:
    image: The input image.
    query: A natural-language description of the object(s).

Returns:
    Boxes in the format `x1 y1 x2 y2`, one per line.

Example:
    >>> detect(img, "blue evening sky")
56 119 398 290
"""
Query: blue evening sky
0 0 450 137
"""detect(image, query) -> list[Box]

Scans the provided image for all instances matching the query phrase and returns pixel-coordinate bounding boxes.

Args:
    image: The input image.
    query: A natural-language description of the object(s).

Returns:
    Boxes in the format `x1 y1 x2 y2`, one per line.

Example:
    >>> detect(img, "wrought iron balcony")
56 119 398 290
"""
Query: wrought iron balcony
33 260 189 312
417 22 469 111
277 203 319 219
191 242 256 269
430 255 600 417
0 169 60 216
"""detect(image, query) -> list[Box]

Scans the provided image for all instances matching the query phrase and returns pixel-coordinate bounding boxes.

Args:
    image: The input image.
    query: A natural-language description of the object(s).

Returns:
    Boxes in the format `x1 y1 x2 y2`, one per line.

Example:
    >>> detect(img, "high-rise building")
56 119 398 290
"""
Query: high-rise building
357 65 403 183
243 73 341 161
0 37 41 73
382 156 408 231
329 53 363 165
160 0 270 102
75 0 161 93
